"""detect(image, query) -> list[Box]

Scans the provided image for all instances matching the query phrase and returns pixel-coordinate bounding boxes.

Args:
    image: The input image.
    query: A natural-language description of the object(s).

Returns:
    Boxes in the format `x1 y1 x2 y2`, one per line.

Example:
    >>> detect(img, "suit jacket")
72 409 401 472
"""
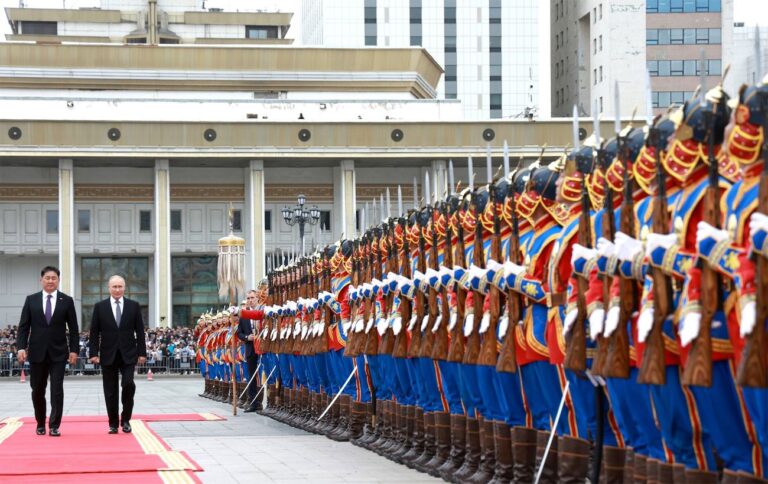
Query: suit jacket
89 297 147 366
237 315 259 359
17 291 80 363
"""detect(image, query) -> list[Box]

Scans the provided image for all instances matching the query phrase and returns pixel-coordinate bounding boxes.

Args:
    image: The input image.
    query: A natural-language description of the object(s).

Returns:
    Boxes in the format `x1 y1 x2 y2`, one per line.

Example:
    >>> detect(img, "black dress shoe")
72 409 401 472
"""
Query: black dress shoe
36 427 46 436
108 427 118 434
49 428 60 437
122 423 132 433
244 405 259 413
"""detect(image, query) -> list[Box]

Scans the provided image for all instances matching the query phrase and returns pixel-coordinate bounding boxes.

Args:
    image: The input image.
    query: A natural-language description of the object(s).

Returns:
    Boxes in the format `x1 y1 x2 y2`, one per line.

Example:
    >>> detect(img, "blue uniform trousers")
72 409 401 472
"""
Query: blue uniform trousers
458 363 485 418
476 364 504 421
494 370 527 427
393 357 416 405
438 360 465 415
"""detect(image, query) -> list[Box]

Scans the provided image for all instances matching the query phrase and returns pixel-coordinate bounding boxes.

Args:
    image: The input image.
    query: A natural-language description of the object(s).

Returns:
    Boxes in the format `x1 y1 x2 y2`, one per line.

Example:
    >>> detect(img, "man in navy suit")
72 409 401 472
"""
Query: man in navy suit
17 266 80 437
89 275 146 434
237 288 264 412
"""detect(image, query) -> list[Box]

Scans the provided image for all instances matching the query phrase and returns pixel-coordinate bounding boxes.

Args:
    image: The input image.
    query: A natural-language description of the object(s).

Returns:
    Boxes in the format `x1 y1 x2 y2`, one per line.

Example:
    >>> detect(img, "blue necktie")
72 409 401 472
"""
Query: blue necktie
115 300 122 327
45 295 52 324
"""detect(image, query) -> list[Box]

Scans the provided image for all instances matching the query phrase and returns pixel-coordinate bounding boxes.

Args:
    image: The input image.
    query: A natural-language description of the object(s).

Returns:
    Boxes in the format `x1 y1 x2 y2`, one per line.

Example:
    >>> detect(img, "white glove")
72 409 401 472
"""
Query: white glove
447 311 458 331
637 307 654 343
589 308 606 340
420 314 430 332
740 300 756 338
228 306 240 316
596 237 617 258
601 307 619 338
498 315 509 338
392 316 403 335
571 244 598 266
679 310 701 347
342 319 352 334
365 317 375 333
463 313 475 337
301 324 309 339
645 233 678 257
431 314 443 333
354 318 365 333
376 317 388 336
504 261 526 276
479 312 491 334
293 321 301 336
407 314 418 331
696 220 730 244
749 212 768 234
615 232 644 262
563 309 578 338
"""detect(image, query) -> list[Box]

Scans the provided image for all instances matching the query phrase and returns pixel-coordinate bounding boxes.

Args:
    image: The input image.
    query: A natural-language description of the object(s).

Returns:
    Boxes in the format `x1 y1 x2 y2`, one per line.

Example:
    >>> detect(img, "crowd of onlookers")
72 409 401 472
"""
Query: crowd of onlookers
0 326 198 377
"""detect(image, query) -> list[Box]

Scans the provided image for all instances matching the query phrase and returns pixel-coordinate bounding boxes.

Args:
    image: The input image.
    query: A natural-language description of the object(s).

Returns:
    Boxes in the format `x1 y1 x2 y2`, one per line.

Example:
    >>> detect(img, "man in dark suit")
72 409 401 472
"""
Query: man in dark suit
237 288 265 412
17 266 79 437
88 275 146 434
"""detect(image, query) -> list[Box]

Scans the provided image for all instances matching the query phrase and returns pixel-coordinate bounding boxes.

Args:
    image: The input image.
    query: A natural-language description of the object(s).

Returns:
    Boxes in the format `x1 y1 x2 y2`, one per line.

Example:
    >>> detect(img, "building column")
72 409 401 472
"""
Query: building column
154 159 171 328
339 160 356 239
431 160 448 202
58 159 75 295
246 160 266 286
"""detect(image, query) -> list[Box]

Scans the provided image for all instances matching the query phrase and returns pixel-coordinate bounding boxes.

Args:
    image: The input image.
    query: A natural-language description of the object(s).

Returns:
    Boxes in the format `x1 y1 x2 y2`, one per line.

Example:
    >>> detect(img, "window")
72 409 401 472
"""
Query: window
670 60 684 76
171 255 218 328
708 59 722 76
320 211 331 232
599 3 603 18
20 21 57 35
599 66 603 82
232 209 242 232
647 29 658 45
599 35 603 51
653 91 695 108
648 0 720 12
599 96 603 113
78 209 90 233
264 210 272 232
648 28 721 45
490 94 502 110
81 257 149 329
648 58 722 77
593 68 597 85
648 60 659 76
170 210 182 232
593 38 597 54
593 7 597 23
670 29 683 45
246 26 278 39
46 210 58 234
139 210 151 232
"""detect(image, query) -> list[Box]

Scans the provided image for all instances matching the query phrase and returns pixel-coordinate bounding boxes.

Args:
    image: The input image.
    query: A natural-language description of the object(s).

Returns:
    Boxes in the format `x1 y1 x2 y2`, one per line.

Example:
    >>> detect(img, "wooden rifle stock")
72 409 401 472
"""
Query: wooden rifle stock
420 209 440 358
478 189 501 366
393 218 412 359
380 223 397 355
364 233 381 356
430 206 451 360
638 126 672 384
682 108 720 387
592 151 615 375
433 203 454 361
497 194 519 373
738 102 768 386
345 243 361 357
447 205 468 363
565 164 593 372
463 194 485 365
408 220 427 359
604 137 633 378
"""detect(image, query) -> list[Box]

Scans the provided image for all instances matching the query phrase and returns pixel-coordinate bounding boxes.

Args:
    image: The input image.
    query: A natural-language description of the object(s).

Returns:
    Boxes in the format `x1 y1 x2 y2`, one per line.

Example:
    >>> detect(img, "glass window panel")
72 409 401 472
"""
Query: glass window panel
684 28 696 44
710 29 721 44
684 0 696 12
139 210 151 232
170 210 182 232
78 209 90 232
46 210 58 234
652 92 659 108
658 60 670 76
320 211 331 231
670 29 683 44
670 0 683 12
684 60 696 76
659 92 671 107
647 29 658 45
670 60 683 76
659 29 670 45
658 0 670 12
21 21 57 35
670 91 685 104
709 59 721 76
264 210 272 232
648 60 658 76
647 0 659 12
696 28 709 44
232 209 242 232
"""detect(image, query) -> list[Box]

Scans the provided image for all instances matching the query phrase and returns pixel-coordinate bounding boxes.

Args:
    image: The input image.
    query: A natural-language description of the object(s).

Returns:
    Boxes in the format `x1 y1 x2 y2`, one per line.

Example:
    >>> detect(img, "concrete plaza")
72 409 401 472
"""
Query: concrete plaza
0 375 439 483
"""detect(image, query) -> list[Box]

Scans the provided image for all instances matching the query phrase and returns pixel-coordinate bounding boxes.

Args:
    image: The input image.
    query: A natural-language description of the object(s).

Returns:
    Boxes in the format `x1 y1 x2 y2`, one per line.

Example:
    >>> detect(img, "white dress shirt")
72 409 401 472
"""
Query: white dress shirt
42 290 58 315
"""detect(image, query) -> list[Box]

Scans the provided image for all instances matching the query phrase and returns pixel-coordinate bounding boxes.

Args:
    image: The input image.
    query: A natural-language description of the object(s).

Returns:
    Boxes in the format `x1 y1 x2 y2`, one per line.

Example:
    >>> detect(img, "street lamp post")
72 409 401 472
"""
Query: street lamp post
281 194 320 255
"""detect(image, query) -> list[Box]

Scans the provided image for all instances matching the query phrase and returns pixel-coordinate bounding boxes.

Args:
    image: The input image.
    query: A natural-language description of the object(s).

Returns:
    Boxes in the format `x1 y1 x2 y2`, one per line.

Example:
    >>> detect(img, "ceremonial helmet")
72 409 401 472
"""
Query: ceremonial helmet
605 127 646 192
559 145 595 203
634 118 677 194
726 77 768 166
517 162 561 222
587 137 618 208
664 86 736 181
506 166 533 223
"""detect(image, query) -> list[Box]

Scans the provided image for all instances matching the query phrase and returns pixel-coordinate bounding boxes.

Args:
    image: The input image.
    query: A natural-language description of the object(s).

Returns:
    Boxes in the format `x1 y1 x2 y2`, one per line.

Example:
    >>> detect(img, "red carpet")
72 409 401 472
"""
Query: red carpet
0 413 221 482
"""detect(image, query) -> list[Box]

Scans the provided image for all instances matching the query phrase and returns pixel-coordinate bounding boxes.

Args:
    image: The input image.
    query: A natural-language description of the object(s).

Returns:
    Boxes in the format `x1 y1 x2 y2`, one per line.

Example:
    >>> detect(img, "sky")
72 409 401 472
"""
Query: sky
0 0 764 37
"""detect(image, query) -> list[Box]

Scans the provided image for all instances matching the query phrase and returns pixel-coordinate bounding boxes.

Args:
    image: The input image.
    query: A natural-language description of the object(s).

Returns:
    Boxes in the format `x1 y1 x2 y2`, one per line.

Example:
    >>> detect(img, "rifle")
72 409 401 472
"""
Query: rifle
638 120 673 385
592 140 616 376
446 195 468 363
363 230 381 356
420 206 439 358
682 95 723 387
393 216 413 358
379 222 397 355
604 128 634 379
291 263 304 355
463 189 485 365
739 84 768 387
565 150 594 372
478 181 502 366
497 179 519 373
408 213 428 359
432 202 453 360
